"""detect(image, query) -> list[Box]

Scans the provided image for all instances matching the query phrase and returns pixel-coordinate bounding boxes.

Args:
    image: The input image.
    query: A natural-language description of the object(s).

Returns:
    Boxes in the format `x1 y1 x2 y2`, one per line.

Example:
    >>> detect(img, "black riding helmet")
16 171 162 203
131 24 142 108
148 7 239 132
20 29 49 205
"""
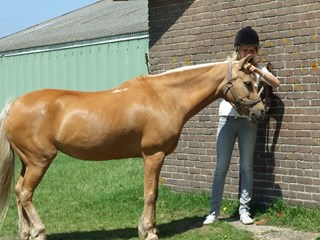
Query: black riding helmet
234 26 260 47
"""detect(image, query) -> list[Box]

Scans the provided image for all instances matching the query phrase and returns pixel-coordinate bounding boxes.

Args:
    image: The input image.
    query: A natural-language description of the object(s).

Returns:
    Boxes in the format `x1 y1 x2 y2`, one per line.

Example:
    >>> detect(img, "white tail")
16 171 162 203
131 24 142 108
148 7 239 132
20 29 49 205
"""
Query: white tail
0 102 15 229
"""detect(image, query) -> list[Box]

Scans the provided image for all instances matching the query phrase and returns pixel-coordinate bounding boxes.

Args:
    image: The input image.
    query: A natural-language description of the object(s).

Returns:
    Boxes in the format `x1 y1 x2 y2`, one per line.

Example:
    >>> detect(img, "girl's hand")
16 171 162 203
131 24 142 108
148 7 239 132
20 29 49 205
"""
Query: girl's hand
245 63 258 73
245 63 280 88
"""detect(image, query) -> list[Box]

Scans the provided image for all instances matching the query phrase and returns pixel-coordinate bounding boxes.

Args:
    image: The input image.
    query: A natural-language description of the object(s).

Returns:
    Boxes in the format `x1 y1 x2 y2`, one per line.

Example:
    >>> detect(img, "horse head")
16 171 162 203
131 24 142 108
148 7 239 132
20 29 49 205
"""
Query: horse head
223 54 265 123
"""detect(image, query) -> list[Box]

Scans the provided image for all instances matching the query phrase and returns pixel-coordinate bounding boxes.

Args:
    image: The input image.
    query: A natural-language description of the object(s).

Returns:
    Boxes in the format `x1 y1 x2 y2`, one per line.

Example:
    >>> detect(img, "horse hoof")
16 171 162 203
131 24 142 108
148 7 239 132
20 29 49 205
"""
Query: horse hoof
20 232 30 240
30 231 46 240
145 234 159 240
138 229 159 240
31 236 46 240
138 216 160 240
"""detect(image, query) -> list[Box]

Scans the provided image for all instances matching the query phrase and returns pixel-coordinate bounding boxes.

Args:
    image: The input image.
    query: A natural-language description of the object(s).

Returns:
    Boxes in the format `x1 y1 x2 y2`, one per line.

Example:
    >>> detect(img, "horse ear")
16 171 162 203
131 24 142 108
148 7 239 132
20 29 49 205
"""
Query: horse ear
238 54 253 69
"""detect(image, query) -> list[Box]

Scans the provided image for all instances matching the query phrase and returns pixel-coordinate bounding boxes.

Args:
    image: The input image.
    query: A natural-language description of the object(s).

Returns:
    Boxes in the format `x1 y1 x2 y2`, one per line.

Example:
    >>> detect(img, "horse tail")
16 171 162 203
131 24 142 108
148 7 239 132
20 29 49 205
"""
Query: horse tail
0 102 15 228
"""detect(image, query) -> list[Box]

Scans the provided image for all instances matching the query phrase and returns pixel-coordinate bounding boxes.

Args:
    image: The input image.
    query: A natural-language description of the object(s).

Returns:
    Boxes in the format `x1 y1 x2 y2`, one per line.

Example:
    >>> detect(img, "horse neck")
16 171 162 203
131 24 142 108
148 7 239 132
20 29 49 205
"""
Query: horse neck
153 62 228 121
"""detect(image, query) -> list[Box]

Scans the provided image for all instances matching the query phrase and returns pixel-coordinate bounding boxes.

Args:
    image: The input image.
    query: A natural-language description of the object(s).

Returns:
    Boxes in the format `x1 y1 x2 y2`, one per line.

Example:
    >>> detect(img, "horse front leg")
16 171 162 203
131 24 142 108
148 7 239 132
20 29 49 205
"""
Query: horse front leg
139 152 165 240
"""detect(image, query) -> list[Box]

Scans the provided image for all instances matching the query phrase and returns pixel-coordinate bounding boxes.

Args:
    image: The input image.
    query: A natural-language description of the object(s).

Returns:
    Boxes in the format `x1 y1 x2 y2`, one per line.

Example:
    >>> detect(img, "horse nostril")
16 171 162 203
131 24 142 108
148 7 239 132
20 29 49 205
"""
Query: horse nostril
249 109 266 123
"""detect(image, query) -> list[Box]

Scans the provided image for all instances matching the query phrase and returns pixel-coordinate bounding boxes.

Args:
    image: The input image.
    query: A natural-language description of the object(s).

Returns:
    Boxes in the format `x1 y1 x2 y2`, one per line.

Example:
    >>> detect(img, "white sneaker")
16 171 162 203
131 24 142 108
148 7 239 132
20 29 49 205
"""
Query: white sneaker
203 213 217 225
240 211 254 225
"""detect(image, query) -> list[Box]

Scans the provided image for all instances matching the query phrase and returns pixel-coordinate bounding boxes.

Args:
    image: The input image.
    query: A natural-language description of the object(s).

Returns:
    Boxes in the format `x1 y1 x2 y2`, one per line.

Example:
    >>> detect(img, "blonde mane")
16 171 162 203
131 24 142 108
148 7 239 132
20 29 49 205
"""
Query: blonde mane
156 61 226 76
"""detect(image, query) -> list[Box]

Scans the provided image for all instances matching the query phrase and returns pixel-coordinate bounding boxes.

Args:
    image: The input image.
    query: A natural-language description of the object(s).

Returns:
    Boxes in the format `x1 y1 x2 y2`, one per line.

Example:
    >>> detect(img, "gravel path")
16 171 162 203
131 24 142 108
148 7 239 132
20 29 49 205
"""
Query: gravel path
229 220 320 240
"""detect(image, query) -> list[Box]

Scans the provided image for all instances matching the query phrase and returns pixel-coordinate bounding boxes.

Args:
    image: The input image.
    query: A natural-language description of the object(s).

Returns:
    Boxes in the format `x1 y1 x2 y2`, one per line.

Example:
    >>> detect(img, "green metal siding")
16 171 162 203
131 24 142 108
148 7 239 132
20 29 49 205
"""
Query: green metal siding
0 36 149 108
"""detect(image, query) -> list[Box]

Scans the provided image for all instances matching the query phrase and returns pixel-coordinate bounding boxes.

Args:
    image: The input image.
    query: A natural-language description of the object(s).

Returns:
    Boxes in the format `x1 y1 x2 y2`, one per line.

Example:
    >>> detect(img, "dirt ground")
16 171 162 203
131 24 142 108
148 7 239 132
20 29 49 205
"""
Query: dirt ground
229 220 320 240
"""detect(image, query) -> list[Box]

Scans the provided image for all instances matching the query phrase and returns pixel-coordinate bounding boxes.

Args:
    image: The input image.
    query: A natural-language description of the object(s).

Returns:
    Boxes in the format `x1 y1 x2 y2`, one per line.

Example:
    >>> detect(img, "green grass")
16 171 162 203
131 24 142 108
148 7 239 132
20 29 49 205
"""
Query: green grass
1 154 320 239
252 198 320 232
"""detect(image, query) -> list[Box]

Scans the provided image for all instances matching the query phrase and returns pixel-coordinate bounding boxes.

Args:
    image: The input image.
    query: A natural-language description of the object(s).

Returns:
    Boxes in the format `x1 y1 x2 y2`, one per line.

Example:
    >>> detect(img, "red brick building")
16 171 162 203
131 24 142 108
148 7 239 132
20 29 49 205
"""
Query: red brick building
148 0 320 207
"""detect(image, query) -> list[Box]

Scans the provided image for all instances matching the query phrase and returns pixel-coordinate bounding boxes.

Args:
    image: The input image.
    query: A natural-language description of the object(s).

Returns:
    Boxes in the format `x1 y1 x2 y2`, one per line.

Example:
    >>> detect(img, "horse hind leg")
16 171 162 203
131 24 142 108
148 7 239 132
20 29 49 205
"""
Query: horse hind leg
15 157 54 240
17 200 31 240
15 169 32 240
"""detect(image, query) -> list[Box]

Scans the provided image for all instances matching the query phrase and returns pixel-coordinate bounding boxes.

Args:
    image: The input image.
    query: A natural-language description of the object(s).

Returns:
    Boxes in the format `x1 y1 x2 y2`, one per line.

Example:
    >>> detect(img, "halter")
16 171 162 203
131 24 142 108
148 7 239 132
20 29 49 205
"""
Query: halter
223 61 262 110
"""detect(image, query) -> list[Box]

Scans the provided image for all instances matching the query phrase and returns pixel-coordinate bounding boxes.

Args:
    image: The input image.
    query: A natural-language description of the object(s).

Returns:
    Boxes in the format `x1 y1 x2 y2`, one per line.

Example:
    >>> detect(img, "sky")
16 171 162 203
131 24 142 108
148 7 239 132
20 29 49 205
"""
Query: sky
0 0 98 38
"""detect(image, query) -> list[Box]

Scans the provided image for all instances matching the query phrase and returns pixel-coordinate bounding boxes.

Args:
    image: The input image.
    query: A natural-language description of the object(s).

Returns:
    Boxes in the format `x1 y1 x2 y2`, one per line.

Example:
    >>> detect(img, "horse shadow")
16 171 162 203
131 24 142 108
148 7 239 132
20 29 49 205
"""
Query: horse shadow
47 215 203 240
253 92 285 207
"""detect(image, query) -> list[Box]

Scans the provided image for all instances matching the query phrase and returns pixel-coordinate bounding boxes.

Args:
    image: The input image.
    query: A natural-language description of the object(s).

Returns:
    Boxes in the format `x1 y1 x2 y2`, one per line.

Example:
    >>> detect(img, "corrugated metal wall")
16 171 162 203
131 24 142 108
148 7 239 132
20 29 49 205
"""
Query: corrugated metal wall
0 36 149 108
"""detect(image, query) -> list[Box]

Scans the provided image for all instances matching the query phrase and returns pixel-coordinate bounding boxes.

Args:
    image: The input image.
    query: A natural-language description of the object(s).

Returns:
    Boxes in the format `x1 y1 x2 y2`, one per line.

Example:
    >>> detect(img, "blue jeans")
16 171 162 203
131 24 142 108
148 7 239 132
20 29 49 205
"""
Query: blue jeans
210 116 257 215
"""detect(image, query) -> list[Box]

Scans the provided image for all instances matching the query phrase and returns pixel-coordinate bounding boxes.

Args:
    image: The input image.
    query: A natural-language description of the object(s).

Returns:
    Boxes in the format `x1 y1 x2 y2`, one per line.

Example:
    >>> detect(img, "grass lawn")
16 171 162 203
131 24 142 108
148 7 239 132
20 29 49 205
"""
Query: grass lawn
1 153 319 239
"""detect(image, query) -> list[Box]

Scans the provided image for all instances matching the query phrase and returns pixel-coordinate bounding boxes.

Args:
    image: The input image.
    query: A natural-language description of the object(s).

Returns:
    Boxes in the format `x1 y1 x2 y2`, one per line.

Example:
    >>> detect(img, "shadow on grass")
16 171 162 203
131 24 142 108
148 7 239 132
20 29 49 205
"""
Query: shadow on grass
47 228 136 240
47 216 203 240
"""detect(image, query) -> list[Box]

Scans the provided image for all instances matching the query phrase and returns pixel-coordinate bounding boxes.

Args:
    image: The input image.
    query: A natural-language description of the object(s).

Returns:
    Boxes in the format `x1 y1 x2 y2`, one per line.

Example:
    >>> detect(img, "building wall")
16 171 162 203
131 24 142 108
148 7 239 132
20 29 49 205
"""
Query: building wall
0 36 149 108
149 0 320 207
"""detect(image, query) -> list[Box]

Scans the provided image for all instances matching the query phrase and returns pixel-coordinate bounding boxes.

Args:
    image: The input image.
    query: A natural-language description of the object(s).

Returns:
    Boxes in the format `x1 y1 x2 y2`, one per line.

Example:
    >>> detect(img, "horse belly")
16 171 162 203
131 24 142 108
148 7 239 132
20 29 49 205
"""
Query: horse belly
61 146 140 161
56 131 142 160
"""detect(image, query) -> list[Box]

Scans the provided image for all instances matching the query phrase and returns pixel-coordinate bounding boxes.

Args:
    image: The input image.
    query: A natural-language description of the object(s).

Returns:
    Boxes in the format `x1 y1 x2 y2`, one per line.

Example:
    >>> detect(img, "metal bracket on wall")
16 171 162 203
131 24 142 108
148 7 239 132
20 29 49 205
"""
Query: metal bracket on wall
145 53 150 74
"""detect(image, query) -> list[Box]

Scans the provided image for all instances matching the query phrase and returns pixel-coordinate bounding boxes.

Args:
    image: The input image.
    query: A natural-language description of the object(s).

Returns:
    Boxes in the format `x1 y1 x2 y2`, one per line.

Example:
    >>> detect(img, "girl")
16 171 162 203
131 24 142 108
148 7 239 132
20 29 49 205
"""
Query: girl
203 27 280 225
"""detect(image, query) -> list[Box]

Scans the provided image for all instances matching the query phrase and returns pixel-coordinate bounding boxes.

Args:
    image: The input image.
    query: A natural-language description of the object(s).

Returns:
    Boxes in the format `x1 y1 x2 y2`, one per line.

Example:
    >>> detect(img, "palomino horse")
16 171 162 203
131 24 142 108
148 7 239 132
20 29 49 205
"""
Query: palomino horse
0 54 264 240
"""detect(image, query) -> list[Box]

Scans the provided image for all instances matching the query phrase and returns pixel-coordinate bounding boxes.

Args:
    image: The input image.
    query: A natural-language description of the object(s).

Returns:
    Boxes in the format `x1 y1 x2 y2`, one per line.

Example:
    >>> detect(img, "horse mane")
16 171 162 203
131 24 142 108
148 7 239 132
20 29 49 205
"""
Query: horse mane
154 61 227 76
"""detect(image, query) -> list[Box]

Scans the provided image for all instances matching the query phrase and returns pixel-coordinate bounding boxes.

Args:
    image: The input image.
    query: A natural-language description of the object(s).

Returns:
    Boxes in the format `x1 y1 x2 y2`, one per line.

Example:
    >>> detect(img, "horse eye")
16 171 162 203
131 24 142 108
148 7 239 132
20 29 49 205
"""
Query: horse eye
244 81 252 88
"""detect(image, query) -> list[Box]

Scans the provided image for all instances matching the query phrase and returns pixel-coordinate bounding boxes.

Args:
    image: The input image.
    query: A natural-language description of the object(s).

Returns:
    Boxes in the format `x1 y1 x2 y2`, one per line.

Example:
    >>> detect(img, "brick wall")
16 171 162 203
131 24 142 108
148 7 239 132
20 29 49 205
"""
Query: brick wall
148 0 320 208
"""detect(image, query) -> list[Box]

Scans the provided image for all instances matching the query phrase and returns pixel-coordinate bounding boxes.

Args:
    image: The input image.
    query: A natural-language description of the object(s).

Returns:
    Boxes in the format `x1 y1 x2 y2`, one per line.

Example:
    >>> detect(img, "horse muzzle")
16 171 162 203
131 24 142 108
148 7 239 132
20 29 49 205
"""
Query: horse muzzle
249 106 266 123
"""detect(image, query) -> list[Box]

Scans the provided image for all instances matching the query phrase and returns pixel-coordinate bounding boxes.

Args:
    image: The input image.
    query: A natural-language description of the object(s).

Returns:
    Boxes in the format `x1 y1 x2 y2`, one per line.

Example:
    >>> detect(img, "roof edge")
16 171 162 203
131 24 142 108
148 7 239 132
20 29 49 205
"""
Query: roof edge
0 32 149 57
